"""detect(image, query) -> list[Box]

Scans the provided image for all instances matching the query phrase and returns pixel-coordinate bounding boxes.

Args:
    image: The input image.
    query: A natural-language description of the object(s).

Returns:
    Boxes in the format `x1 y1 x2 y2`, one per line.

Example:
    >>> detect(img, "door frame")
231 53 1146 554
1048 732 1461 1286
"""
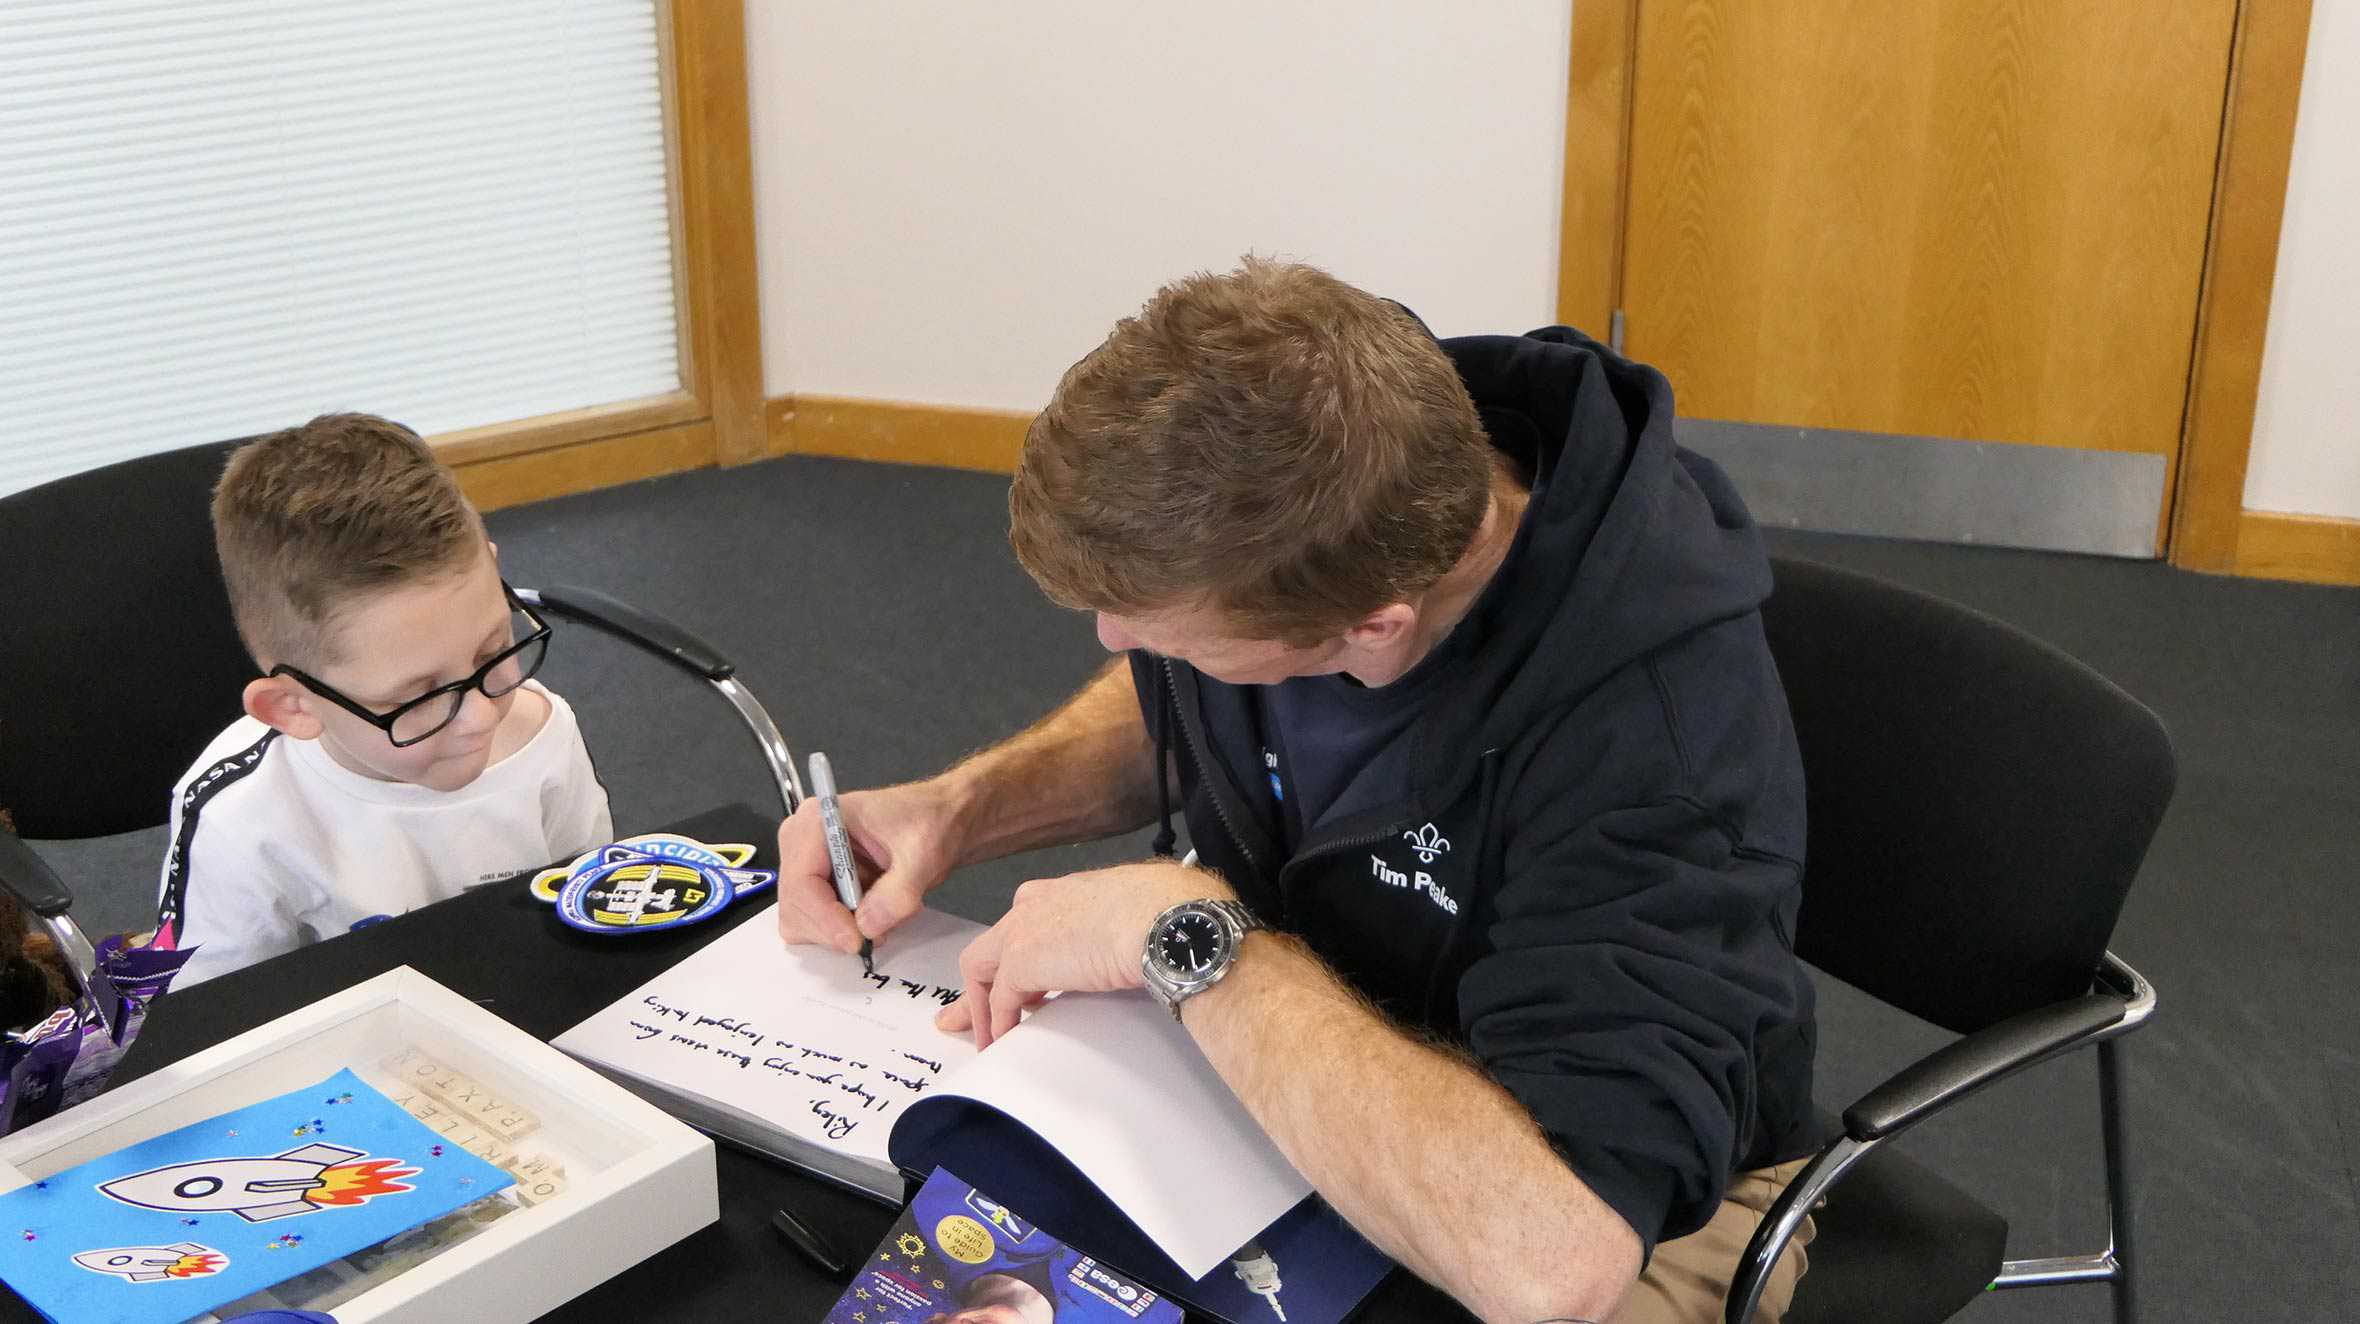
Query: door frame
2166 0 2338 580
1559 0 2342 582
1559 0 1639 340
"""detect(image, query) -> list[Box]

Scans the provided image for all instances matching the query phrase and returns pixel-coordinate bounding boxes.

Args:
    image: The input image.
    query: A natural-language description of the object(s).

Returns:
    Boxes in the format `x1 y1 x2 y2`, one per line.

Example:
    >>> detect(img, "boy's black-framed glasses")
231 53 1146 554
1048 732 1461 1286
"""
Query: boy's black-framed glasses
270 584 552 748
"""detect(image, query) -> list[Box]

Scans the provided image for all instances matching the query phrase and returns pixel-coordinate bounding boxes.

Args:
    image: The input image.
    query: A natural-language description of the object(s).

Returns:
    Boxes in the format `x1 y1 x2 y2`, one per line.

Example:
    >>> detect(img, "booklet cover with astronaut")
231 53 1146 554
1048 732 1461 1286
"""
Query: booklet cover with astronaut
0 1067 510 1324
828 1168 1182 1324
835 1169 1385 1324
887 1093 1395 1324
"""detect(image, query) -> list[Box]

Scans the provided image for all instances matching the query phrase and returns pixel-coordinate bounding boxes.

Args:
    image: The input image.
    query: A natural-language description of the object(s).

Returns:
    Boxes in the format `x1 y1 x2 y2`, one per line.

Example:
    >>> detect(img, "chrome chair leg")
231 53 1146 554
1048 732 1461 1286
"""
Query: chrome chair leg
2099 1038 2136 1324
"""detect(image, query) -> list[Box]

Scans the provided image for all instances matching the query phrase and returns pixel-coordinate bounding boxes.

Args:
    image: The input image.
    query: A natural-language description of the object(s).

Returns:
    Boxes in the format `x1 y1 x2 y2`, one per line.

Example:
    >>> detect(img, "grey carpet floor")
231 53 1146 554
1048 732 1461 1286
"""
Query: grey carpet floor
38 456 2359 1321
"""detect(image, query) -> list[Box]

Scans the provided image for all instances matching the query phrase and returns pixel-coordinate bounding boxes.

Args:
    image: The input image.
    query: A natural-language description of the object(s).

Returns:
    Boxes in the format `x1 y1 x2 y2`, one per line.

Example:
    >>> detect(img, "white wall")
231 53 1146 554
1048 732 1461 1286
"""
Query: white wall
2243 0 2360 521
744 1 1572 413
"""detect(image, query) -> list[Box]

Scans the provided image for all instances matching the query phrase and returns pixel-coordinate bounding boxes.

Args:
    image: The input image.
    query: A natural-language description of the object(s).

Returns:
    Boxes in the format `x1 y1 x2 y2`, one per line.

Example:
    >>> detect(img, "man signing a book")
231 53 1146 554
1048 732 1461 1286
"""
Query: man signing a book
775 258 1820 1324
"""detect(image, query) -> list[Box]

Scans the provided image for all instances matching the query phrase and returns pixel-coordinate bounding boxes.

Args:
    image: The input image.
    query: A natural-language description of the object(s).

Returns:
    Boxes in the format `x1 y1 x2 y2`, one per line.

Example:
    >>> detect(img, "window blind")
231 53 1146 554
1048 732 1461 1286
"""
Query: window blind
0 0 682 497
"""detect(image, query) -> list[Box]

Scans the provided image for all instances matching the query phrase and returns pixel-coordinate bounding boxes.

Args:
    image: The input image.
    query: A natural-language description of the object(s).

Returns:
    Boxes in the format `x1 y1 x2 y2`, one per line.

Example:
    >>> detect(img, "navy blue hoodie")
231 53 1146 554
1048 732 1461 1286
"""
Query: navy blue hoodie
1127 326 1818 1256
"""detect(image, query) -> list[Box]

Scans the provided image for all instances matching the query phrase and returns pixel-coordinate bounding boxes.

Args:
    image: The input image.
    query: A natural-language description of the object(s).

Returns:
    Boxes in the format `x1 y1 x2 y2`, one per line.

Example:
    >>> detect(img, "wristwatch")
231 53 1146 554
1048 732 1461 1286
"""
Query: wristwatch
1141 899 1265 1021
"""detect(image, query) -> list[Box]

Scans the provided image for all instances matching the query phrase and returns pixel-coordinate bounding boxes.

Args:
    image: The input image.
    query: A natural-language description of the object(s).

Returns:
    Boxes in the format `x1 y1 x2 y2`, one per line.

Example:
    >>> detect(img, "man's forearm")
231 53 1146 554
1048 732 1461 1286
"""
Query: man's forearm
1185 933 1640 1324
936 659 1165 865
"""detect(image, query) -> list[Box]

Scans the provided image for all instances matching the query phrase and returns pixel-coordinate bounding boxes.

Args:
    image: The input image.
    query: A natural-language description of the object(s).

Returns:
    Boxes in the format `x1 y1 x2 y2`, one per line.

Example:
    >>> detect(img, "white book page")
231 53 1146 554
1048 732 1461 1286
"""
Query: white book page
929 988 1311 1280
553 904 981 1174
558 904 1312 1278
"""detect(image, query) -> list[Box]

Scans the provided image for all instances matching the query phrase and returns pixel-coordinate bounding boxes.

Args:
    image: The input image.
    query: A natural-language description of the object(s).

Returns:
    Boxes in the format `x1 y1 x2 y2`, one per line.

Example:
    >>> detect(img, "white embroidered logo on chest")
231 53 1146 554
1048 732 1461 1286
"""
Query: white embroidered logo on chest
1404 824 1451 863
1369 824 1461 916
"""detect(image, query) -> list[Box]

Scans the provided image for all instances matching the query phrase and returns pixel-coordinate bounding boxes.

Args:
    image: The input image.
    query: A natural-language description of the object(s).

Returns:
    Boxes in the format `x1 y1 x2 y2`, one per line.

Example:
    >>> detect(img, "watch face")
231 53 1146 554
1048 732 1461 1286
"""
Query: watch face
1156 909 1228 978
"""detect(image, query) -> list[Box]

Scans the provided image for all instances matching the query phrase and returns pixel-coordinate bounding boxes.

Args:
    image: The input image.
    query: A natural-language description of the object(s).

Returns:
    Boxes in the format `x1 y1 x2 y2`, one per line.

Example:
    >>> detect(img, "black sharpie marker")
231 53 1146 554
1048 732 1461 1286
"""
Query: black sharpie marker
770 1204 849 1278
807 752 874 976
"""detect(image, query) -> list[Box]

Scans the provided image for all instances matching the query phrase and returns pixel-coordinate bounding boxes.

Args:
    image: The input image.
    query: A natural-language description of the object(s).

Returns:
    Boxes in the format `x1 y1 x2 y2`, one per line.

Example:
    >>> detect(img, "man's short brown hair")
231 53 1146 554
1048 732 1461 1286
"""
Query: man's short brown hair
212 413 483 668
1009 258 1493 646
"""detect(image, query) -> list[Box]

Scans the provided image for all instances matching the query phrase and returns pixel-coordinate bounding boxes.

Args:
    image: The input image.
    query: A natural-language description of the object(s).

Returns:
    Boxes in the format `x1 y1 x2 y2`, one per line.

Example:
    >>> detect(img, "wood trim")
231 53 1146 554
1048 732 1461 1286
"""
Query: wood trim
2229 510 2360 586
764 394 793 455
1557 0 1639 333
769 394 1032 474
428 393 704 467
2169 0 2316 571
433 4 771 505
671 0 769 467
452 420 718 513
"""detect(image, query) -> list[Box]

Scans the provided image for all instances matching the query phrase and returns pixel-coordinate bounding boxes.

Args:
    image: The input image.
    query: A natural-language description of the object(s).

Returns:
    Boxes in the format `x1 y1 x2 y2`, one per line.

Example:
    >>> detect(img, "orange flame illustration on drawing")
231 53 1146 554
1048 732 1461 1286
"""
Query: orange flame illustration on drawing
164 1251 226 1279
305 1158 418 1206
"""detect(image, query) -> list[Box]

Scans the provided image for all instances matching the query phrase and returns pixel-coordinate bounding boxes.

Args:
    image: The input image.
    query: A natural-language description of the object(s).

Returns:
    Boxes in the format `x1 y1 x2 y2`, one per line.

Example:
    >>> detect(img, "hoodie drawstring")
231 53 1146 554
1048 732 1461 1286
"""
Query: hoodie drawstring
1150 664 1178 858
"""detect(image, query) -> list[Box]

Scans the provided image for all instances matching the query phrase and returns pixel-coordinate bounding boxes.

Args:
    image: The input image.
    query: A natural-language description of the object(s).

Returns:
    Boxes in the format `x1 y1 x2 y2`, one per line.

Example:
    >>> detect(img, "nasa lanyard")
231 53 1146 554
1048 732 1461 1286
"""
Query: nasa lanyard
527 833 777 935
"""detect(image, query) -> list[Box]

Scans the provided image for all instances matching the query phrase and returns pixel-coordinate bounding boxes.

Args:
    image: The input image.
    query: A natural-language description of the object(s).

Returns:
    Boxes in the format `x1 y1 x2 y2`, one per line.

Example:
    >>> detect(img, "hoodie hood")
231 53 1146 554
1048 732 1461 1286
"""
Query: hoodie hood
1420 326 1774 784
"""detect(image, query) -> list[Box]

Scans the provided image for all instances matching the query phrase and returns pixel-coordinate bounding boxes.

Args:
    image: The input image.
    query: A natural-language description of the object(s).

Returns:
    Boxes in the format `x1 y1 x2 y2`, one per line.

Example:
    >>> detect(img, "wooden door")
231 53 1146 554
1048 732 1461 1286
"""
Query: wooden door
1608 0 2238 552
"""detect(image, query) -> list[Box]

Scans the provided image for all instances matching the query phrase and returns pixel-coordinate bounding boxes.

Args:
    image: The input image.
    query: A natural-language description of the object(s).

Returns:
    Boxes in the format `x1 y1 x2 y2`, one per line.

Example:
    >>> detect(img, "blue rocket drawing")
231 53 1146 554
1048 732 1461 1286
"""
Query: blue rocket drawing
0 1070 504 1324
95 1142 413 1222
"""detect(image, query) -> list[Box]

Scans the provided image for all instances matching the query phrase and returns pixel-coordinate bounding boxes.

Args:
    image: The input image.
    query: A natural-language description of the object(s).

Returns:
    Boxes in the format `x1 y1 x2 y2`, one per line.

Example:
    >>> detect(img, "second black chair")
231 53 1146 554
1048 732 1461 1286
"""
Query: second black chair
1731 556 2175 1324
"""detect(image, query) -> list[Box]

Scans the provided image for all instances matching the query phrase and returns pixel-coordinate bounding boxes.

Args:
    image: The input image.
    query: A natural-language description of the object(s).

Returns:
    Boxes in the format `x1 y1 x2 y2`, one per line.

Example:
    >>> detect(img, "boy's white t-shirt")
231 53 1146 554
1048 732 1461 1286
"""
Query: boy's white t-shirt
157 681 613 986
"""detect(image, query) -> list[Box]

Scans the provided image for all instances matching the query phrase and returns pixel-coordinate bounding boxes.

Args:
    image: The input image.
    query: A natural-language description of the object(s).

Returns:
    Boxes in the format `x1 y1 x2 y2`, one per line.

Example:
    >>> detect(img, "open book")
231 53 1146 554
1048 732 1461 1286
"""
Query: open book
552 904 1391 1320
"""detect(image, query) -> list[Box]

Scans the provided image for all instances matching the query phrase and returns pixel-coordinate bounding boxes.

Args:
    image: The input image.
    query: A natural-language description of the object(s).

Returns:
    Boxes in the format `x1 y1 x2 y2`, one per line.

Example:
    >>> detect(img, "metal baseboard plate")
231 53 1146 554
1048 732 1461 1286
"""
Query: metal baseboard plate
1676 419 2167 558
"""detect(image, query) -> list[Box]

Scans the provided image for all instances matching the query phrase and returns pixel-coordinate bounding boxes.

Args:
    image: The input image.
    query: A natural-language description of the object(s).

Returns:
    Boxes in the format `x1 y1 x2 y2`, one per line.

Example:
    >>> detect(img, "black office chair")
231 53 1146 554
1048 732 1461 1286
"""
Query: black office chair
1728 557 2173 1324
0 439 806 1012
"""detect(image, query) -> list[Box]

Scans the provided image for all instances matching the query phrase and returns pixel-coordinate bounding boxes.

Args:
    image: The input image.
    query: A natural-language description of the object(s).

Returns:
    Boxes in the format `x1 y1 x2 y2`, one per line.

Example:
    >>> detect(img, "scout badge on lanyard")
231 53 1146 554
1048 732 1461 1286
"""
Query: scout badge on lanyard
528 833 777 935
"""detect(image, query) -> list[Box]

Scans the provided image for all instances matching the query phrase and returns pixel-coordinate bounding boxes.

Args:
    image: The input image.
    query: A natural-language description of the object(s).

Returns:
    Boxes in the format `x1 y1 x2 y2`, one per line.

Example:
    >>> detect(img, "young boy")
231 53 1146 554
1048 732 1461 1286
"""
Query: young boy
158 414 612 985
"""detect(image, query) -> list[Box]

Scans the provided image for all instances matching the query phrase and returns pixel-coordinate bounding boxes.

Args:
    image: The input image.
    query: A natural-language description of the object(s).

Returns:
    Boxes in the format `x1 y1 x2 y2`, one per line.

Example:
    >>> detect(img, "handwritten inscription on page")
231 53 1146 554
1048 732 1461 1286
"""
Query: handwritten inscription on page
556 901 1315 1280
553 905 984 1176
624 986 954 1141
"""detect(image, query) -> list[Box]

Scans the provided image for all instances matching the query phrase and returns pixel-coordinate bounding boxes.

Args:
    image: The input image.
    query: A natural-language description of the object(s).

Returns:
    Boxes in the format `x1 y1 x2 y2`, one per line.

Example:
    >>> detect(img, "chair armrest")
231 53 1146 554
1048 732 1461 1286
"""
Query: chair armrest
1842 991 2127 1142
525 584 736 681
0 828 74 918
1733 956 2156 1322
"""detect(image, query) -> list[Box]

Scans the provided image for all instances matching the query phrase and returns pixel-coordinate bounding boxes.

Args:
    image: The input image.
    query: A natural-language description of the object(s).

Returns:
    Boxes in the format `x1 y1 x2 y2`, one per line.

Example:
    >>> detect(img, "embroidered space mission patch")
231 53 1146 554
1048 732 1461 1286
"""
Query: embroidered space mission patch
528 833 777 936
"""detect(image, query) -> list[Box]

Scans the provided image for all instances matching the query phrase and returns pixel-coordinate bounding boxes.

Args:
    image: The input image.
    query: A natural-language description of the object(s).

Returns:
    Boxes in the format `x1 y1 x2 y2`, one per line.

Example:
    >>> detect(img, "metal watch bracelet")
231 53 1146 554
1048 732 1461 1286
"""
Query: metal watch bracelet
1143 898 1264 1020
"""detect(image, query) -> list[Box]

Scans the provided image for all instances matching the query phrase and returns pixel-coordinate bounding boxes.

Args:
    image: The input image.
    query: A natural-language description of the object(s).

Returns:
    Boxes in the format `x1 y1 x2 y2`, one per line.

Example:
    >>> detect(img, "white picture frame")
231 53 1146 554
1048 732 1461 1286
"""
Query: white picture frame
0 966 716 1321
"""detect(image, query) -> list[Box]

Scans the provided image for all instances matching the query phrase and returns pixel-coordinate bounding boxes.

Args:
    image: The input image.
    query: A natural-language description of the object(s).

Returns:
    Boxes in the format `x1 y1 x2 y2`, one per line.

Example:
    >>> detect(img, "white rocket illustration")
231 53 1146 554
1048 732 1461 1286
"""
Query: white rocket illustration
1231 1241 1286 1321
71 1242 226 1282
97 1142 367 1222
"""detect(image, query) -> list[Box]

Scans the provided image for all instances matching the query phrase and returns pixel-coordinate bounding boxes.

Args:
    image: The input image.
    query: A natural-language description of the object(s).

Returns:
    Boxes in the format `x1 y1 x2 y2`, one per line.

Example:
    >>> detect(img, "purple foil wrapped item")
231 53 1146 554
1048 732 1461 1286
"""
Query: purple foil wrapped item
94 932 198 1040
0 934 200 1134
54 935 200 1113
2 1007 81 1134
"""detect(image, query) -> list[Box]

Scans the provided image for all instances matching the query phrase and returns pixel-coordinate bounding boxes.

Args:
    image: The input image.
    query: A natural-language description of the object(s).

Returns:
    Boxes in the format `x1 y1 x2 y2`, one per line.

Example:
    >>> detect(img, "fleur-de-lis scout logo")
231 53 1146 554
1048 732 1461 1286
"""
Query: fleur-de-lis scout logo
1370 824 1462 916
1404 823 1451 864
965 1189 1035 1245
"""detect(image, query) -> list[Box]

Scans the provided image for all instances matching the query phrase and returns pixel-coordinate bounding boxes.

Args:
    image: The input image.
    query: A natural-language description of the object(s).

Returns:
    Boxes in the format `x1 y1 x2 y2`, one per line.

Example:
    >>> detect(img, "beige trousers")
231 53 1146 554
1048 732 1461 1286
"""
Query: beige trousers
1609 1157 1817 1324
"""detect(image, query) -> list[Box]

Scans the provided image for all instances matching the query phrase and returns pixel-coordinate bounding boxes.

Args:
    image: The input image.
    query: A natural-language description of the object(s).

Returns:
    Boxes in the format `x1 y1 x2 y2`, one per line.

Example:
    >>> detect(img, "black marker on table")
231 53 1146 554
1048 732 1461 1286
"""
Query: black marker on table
770 1204 849 1278
807 752 874 976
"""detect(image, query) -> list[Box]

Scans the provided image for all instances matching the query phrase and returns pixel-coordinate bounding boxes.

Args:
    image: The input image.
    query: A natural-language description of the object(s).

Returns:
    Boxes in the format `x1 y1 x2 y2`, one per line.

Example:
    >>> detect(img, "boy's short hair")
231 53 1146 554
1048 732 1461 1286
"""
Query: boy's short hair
212 413 483 668
1009 257 1493 647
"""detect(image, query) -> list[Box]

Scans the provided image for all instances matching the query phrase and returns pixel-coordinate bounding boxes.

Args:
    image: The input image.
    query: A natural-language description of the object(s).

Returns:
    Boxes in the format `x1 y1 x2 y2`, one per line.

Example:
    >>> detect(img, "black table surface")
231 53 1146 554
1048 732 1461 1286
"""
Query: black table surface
26 804 1453 1323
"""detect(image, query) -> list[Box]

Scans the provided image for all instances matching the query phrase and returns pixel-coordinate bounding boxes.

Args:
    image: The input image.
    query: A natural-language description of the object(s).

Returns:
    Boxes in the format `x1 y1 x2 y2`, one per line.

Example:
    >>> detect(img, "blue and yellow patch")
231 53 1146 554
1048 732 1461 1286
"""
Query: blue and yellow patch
528 833 776 935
